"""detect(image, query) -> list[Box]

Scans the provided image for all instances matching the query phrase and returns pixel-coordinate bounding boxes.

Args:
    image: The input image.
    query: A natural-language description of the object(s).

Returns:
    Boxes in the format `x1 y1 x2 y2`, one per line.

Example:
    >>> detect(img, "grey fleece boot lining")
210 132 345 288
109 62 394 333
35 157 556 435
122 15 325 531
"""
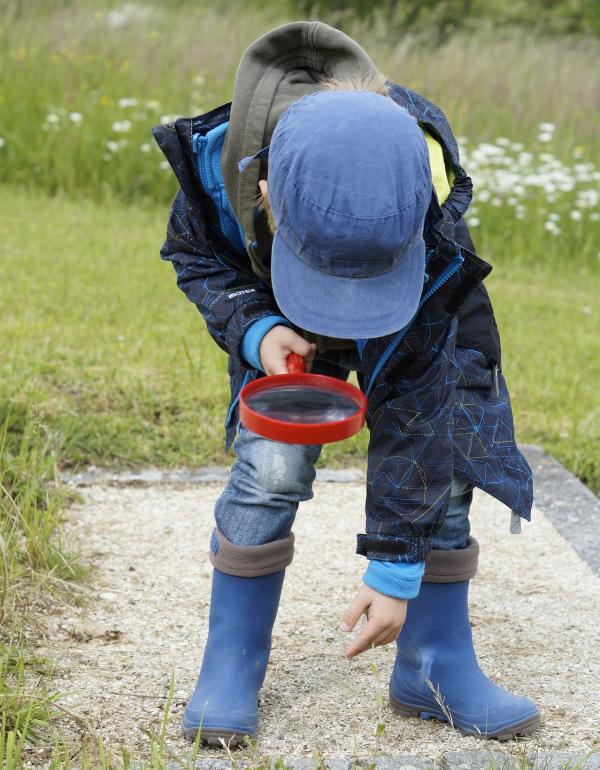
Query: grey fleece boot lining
209 528 294 577
423 536 479 583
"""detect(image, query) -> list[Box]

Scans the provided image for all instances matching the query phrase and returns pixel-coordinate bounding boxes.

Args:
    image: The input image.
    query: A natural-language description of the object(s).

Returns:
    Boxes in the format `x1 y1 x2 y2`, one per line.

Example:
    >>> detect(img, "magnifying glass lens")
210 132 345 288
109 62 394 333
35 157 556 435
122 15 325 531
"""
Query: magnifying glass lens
245 385 358 425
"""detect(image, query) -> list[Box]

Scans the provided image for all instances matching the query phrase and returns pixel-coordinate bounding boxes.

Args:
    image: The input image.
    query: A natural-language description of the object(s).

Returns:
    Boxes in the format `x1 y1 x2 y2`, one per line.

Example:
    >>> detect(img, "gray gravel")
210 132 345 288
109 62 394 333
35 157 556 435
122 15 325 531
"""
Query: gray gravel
168 753 600 770
36 474 600 766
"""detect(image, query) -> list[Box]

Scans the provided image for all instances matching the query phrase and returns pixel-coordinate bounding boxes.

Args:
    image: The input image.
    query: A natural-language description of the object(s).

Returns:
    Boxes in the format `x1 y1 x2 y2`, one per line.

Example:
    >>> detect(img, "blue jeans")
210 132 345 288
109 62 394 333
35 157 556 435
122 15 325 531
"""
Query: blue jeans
215 424 472 554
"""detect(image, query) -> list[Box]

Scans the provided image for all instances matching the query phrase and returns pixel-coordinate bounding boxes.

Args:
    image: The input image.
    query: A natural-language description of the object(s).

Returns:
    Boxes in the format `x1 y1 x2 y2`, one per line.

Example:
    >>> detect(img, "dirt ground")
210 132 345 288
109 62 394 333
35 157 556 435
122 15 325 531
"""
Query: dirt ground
38 481 600 763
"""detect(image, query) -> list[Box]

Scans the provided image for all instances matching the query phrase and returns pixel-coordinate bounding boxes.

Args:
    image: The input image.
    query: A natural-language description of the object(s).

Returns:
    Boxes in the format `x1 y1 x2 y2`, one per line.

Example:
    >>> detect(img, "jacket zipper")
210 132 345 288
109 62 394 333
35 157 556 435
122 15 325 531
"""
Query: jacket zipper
192 132 207 170
365 251 465 397
192 132 231 245
193 130 246 256
492 362 500 397
193 133 215 215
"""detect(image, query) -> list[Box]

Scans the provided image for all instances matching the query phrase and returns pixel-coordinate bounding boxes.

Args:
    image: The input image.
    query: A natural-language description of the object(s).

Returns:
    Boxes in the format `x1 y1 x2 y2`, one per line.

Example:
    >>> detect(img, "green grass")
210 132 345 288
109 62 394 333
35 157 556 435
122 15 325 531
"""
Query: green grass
1 185 598 489
0 412 84 765
486 264 599 490
1 188 229 468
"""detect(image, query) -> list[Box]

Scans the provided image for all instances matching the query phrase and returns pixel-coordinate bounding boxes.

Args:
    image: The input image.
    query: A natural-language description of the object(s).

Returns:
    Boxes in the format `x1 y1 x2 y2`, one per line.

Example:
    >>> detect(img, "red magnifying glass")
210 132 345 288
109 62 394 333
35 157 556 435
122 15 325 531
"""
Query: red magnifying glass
239 353 367 445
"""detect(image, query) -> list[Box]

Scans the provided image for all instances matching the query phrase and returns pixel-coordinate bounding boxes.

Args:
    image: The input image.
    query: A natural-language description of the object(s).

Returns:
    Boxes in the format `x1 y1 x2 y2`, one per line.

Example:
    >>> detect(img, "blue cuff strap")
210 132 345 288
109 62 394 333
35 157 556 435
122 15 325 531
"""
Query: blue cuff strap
363 559 425 600
241 316 292 372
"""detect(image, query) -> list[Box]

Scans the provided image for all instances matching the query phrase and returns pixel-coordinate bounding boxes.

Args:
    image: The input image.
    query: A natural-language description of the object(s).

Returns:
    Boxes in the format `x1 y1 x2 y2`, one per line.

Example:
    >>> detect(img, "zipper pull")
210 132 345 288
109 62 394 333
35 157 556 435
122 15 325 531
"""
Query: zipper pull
192 133 205 153
510 511 522 534
492 363 500 397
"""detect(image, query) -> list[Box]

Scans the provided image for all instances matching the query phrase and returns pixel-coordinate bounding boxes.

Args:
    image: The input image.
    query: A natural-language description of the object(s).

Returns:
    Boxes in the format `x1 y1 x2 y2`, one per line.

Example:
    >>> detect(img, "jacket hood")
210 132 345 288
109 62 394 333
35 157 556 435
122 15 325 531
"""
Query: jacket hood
220 21 381 261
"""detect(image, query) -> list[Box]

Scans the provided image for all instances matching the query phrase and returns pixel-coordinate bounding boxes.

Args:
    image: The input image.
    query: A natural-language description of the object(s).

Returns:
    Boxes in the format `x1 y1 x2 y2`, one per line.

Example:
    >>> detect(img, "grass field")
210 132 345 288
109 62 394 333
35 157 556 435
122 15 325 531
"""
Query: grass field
1 0 599 764
1 187 598 486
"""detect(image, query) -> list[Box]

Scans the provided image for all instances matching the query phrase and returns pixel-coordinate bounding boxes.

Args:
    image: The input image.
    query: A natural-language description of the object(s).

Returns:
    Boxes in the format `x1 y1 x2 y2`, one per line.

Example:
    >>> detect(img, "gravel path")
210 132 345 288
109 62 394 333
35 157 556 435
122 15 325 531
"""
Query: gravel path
38 481 600 763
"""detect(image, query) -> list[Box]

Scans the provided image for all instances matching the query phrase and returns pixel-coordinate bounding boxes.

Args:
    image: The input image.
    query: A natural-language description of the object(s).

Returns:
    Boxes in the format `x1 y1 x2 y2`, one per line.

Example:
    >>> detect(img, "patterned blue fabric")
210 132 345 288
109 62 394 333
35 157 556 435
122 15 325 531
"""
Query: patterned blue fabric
152 84 533 562
453 346 533 517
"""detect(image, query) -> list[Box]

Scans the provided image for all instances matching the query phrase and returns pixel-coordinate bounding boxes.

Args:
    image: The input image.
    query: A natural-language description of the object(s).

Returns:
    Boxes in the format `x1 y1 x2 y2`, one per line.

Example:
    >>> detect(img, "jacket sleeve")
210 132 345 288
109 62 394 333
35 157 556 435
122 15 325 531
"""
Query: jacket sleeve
160 187 284 362
356 315 458 564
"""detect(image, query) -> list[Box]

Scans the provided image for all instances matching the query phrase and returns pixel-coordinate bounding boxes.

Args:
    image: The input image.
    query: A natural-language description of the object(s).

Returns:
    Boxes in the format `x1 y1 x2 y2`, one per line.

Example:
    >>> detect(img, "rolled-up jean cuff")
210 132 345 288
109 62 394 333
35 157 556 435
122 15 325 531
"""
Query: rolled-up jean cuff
423 536 479 583
209 527 294 577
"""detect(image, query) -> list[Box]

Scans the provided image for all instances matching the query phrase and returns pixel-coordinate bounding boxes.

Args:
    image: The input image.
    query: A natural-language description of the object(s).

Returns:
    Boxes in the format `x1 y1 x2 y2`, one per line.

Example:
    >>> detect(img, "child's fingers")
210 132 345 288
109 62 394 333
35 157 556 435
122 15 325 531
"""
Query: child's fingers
287 333 316 360
344 618 387 658
305 343 318 372
375 628 402 648
265 350 291 375
340 592 369 632
260 326 315 375
345 621 401 659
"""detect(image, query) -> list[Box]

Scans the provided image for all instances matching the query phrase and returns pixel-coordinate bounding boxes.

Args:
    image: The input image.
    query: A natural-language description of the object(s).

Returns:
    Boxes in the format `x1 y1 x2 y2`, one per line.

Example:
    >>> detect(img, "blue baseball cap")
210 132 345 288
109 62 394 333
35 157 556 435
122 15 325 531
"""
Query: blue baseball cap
266 90 432 339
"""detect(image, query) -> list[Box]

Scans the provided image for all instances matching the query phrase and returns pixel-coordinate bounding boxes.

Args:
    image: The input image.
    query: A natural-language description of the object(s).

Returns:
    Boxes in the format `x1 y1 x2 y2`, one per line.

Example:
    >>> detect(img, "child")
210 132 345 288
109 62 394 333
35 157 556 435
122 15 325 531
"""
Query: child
153 21 539 746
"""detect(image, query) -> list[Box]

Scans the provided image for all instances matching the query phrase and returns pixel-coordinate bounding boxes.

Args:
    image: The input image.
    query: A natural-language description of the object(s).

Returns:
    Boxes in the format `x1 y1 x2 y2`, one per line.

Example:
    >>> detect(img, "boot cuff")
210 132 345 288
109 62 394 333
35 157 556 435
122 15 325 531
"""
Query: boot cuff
423 536 479 583
209 528 294 577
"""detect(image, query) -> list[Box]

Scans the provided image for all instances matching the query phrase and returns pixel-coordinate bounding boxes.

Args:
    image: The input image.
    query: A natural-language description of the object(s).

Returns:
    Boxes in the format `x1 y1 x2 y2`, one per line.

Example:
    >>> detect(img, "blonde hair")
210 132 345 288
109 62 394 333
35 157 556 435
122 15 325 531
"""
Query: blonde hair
257 186 278 234
320 71 389 96
257 70 389 234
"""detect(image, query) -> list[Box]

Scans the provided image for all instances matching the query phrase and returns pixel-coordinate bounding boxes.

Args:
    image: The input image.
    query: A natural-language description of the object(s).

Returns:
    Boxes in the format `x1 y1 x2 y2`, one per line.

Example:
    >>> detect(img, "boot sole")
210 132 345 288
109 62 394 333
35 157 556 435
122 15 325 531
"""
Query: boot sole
389 691 541 741
181 725 250 747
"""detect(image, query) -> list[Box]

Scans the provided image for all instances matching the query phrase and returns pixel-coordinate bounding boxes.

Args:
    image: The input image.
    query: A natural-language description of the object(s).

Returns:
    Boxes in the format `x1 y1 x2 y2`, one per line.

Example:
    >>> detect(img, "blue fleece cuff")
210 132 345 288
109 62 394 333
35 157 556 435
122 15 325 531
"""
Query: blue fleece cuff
363 559 425 600
241 315 292 371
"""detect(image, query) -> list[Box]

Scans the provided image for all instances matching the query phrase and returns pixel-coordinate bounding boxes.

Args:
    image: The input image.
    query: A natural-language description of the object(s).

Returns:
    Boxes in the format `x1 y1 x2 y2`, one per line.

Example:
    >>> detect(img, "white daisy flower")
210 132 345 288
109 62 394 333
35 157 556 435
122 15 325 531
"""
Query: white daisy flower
112 120 132 133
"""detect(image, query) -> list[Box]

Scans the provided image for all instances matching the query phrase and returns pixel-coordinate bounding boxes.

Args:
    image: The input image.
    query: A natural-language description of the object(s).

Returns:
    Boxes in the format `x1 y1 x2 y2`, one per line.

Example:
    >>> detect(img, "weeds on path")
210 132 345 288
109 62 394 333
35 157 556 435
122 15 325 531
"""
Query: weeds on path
0 413 84 762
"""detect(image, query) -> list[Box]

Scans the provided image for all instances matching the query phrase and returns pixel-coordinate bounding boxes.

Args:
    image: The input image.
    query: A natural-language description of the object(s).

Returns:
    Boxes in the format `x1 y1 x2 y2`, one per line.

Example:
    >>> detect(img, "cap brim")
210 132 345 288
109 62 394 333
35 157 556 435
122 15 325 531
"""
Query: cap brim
271 231 425 339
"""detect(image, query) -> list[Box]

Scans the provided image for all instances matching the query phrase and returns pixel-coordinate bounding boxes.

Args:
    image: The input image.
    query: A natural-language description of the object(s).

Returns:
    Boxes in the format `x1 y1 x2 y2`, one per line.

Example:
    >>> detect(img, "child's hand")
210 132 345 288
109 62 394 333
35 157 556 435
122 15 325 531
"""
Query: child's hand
260 325 317 375
340 585 408 659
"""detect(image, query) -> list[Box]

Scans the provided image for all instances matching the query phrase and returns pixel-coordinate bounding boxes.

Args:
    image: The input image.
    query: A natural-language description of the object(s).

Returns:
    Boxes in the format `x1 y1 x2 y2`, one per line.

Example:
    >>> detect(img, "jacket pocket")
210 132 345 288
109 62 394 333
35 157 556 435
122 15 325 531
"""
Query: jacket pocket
455 346 495 391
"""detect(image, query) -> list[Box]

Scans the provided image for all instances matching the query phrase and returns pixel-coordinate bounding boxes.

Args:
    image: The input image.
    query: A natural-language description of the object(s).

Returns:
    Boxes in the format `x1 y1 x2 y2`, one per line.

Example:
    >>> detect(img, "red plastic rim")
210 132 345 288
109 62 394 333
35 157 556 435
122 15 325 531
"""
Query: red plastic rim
239 372 367 445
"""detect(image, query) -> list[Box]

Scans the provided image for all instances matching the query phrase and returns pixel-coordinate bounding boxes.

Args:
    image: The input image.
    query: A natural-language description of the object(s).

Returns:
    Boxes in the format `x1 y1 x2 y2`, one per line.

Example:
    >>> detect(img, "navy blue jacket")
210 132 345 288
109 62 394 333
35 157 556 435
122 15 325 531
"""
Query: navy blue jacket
152 84 533 563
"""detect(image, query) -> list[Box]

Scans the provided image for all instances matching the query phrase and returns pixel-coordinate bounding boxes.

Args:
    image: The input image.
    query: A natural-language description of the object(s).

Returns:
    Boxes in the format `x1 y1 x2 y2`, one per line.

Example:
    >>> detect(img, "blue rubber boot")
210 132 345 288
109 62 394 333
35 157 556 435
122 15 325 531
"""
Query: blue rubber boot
390 540 540 740
182 567 284 745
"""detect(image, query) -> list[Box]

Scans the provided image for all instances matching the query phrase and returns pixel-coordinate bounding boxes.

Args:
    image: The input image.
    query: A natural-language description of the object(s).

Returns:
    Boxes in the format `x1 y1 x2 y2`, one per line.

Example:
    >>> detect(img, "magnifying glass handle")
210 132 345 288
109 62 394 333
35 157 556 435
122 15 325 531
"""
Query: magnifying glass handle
286 353 306 374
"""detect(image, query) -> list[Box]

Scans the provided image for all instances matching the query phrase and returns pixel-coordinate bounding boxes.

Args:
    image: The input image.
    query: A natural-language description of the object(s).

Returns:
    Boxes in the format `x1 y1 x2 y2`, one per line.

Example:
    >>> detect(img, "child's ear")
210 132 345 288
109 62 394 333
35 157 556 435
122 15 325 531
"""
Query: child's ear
257 180 276 235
